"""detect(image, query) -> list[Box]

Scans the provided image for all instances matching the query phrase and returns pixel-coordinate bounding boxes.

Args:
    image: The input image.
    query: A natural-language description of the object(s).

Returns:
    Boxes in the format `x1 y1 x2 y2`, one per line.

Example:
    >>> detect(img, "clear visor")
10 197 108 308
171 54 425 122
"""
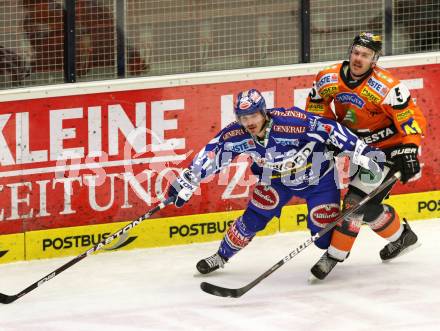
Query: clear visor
349 45 379 62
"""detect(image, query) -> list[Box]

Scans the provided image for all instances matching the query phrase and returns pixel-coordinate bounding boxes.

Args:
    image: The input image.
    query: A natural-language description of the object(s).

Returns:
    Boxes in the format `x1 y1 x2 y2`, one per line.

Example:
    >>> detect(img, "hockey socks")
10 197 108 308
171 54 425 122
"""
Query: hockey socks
218 216 256 259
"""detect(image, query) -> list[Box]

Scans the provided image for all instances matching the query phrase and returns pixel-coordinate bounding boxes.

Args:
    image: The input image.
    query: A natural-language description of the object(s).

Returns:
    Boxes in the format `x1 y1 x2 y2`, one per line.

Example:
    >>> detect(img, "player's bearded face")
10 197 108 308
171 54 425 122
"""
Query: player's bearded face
349 45 376 77
239 112 266 137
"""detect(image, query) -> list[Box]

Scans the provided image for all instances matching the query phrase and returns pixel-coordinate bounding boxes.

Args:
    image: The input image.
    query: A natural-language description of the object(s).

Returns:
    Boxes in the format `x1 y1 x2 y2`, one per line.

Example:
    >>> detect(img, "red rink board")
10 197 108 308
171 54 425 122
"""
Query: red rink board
0 63 438 235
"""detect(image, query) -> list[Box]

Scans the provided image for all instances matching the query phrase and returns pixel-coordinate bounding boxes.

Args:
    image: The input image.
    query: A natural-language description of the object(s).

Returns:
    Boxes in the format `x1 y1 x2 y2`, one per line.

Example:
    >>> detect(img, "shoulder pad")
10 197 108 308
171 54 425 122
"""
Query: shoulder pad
221 124 247 141
373 66 396 86
314 64 341 98
321 63 341 72
365 73 393 98
383 82 411 109
223 120 240 130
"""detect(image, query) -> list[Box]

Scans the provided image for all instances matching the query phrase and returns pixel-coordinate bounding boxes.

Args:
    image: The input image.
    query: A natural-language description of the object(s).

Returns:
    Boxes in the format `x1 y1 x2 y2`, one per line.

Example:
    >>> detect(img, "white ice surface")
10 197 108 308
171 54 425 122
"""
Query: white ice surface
0 219 439 331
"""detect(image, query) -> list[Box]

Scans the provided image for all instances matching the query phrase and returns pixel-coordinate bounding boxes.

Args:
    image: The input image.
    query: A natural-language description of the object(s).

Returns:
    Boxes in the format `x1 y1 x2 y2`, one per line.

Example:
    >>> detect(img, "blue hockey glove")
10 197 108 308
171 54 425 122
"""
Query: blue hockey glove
389 144 420 184
167 169 198 208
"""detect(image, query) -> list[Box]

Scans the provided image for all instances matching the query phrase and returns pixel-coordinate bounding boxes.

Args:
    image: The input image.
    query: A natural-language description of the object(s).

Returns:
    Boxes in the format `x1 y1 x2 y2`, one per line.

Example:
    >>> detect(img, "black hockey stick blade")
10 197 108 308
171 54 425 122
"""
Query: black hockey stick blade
0 197 174 304
200 172 400 298
200 282 242 298
200 257 286 298
200 255 288 298
0 293 19 304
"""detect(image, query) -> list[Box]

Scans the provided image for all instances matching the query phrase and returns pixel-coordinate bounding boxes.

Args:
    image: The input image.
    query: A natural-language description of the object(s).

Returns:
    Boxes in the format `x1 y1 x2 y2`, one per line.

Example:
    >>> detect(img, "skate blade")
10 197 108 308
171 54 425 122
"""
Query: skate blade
307 273 322 285
382 242 422 263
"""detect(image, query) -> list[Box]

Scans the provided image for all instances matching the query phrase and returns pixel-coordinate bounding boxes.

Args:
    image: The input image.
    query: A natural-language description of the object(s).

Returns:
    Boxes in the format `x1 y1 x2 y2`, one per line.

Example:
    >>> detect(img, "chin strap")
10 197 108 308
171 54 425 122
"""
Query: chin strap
254 117 272 147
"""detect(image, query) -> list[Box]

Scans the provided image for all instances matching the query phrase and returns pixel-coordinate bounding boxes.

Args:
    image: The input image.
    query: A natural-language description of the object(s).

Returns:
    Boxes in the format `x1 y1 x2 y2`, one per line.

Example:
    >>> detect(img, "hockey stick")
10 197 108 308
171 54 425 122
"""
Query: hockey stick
0 197 174 304
200 172 400 298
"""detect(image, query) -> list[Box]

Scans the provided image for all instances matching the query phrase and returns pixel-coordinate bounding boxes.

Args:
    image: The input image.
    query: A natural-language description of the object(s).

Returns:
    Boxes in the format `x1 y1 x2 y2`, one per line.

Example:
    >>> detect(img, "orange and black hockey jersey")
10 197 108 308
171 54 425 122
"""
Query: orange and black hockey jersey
305 61 426 150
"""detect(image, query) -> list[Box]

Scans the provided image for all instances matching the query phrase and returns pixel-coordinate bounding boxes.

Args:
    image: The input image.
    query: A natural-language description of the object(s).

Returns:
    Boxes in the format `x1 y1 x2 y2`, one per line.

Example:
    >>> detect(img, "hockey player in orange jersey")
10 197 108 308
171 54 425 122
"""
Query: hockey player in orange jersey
305 32 426 280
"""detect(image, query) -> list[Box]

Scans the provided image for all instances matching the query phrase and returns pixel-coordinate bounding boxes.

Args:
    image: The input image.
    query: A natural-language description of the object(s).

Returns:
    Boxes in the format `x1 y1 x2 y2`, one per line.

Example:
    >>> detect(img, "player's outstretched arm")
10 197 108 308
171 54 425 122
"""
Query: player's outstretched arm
167 126 240 207
312 116 385 175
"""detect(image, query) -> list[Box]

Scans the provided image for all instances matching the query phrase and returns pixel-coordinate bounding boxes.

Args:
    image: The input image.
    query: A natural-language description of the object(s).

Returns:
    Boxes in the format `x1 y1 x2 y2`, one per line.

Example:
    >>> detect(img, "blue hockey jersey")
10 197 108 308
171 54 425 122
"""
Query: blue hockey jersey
189 107 382 190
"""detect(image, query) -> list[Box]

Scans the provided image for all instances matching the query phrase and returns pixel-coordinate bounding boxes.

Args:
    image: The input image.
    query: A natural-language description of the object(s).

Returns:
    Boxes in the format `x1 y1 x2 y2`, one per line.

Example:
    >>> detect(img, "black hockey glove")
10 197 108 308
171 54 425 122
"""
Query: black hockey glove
167 169 198 208
389 144 420 184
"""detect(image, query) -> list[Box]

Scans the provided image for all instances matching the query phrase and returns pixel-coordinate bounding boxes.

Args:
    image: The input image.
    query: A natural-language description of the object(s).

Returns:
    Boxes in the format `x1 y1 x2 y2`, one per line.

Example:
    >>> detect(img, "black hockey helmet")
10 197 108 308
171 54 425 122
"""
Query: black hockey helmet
352 32 382 53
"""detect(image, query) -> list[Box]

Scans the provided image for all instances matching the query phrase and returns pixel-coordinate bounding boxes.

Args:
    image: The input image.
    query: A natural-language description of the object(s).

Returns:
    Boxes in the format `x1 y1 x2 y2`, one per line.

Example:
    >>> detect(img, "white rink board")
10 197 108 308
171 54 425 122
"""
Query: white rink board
1 52 439 102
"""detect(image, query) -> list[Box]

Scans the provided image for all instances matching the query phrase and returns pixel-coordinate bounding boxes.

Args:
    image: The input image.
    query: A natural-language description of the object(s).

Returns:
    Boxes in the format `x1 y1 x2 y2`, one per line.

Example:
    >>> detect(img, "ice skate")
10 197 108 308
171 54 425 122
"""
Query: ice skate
196 252 228 274
310 252 339 280
380 219 421 262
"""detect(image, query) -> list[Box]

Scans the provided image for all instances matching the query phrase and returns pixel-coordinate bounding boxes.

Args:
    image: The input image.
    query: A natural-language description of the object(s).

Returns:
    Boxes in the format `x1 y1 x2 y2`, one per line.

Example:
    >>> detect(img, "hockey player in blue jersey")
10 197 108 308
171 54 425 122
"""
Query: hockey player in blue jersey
167 89 384 274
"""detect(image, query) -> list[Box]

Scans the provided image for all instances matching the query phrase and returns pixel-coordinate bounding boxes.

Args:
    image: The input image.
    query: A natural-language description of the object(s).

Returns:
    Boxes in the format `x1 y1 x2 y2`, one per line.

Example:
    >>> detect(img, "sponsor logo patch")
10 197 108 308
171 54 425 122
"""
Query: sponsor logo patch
225 220 252 249
251 185 280 210
273 125 307 134
307 103 325 113
360 87 381 104
347 219 363 233
359 126 397 144
270 109 308 120
400 118 422 134
222 128 246 141
317 122 333 134
320 85 338 97
396 109 413 122
369 210 393 230
335 92 366 108
224 139 256 153
273 137 300 146
316 73 338 89
342 109 357 123
367 77 389 96
310 203 340 227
